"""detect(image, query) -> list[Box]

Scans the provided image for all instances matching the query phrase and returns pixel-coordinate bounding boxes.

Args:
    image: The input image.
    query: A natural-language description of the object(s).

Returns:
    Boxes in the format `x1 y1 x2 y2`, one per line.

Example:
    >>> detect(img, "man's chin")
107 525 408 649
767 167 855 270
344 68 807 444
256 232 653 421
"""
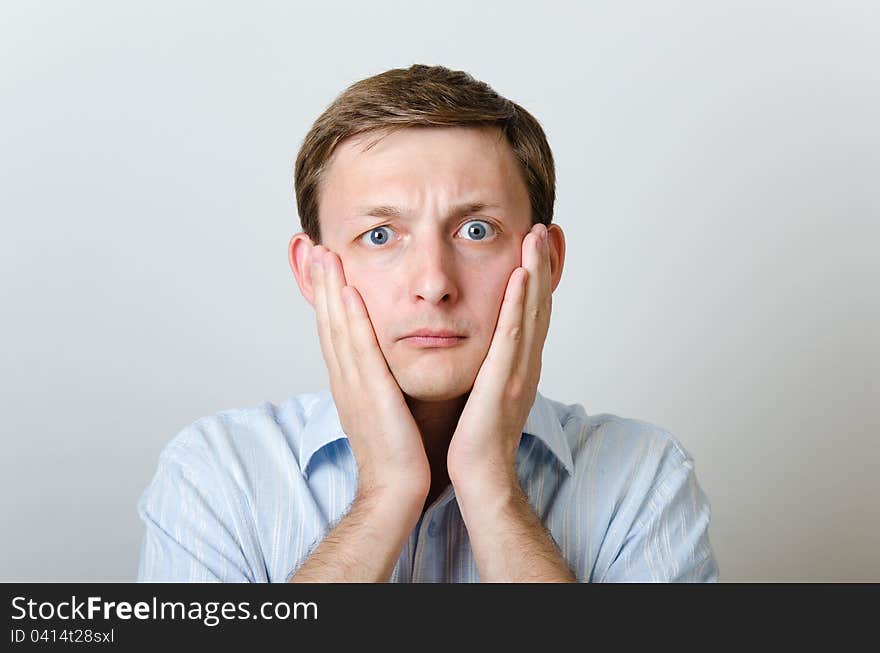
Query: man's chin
387 347 483 402
394 374 475 403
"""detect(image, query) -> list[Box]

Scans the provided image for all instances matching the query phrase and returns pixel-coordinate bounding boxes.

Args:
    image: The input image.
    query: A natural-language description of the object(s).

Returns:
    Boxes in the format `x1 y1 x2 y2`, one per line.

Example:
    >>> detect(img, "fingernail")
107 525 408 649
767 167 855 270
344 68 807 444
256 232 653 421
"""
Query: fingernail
539 224 548 242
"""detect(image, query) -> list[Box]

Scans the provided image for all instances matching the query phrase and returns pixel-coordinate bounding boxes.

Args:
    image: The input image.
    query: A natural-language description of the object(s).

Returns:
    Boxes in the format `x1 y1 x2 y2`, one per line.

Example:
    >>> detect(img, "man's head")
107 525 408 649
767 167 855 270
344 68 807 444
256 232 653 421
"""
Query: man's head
289 65 564 402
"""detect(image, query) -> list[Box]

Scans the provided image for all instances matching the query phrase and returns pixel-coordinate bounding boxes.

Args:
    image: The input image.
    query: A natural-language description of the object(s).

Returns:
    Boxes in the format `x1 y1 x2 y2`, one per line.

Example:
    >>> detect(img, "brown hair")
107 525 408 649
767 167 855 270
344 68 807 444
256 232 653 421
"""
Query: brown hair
293 64 555 244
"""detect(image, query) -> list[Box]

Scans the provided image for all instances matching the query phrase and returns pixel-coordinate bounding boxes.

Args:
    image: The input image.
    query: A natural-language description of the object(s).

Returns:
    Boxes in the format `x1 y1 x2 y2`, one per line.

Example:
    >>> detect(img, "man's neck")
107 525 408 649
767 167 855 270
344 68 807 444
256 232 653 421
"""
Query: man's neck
405 391 469 514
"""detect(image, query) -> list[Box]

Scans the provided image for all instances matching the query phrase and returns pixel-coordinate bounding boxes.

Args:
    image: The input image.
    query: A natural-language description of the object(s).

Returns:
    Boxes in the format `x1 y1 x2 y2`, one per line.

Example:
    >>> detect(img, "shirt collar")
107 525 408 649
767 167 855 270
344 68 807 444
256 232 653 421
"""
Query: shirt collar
520 390 575 476
298 389 574 478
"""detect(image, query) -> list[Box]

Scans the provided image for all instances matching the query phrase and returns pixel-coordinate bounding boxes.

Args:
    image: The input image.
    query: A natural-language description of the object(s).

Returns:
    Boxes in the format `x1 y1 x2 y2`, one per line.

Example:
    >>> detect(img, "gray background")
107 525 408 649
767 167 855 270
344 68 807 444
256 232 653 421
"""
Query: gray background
1 1 877 582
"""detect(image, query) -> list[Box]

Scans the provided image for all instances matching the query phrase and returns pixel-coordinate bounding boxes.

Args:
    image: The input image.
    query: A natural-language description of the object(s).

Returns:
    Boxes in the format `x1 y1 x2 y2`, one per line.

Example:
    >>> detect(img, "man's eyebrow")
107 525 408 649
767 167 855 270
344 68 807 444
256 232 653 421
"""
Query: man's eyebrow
350 201 504 222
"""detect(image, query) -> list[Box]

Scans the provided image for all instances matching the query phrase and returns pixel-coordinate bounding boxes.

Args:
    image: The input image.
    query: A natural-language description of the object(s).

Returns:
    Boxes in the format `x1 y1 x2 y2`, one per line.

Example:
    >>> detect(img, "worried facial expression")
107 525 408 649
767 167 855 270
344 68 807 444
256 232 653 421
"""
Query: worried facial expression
301 125 535 402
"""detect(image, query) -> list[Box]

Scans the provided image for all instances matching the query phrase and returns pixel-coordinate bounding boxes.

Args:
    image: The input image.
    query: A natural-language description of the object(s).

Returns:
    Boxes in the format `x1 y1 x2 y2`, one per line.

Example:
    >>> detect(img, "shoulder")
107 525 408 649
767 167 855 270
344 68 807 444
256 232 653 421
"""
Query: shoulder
542 396 697 502
536 395 718 581
546 396 693 467
152 392 325 482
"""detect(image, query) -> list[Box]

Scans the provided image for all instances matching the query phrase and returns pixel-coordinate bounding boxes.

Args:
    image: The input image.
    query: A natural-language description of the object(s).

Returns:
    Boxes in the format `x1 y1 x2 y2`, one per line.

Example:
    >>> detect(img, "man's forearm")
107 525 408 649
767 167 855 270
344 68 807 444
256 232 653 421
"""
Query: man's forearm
288 489 421 583
456 481 577 582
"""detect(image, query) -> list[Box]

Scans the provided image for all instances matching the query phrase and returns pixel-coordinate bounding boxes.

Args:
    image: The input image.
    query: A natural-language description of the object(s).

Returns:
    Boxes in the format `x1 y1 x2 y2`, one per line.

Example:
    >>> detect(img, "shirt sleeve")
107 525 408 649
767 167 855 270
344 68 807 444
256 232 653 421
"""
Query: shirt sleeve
136 440 257 583
601 456 720 582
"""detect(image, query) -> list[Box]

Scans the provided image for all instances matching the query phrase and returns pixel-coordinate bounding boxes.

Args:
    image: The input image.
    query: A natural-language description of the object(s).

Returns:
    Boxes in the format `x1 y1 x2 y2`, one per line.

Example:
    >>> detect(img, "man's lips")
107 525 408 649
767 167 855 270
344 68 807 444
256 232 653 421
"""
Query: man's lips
400 335 466 348
400 329 464 339
398 330 467 348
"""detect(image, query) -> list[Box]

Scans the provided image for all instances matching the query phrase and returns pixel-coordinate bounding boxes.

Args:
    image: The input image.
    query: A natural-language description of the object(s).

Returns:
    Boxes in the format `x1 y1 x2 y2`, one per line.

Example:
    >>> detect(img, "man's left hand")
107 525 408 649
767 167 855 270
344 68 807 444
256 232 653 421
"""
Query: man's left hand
447 222 553 496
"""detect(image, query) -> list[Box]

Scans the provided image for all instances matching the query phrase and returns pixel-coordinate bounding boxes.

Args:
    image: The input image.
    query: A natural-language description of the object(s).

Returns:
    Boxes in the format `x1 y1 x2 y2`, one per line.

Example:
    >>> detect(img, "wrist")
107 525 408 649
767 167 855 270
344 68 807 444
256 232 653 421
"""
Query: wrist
450 464 518 501
356 481 426 526
357 467 429 503
453 471 521 519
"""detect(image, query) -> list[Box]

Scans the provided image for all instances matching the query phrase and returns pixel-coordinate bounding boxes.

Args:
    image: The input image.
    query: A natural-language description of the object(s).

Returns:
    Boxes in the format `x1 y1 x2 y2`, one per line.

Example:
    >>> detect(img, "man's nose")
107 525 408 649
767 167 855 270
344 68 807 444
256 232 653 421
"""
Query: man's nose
406 237 459 305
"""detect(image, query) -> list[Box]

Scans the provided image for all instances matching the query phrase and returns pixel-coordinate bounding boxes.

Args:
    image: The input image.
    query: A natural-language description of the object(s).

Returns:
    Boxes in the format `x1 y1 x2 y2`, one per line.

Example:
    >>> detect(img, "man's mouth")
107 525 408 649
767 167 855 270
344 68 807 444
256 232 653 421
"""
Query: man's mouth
398 327 467 347
400 334 466 348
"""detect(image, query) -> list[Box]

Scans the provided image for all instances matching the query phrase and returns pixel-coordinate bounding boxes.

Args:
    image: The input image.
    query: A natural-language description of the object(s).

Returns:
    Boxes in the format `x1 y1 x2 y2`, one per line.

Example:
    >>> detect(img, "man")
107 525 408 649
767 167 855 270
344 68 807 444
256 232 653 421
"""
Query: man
137 64 719 582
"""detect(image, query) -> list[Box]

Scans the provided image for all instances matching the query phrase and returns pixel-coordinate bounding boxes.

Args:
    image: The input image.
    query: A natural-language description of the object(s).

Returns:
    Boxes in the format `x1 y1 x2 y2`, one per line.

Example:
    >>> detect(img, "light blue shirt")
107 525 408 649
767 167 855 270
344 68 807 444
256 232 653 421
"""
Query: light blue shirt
136 389 719 582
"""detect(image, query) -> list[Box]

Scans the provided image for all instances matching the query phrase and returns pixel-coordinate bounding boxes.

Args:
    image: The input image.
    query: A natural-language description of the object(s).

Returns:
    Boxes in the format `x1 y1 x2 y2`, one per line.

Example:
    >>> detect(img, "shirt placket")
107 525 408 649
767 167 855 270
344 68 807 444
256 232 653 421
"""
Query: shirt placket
410 484 456 582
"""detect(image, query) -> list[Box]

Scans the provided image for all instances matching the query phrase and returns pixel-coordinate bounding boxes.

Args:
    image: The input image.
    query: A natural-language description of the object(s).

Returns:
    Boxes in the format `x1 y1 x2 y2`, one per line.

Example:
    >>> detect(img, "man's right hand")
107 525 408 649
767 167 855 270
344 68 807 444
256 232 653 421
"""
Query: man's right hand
309 245 431 509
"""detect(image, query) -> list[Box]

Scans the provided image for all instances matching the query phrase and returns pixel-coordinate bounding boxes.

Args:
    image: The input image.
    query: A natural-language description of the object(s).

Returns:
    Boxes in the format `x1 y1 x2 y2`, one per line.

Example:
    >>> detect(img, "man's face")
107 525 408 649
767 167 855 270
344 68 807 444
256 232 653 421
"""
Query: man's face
301 126 534 402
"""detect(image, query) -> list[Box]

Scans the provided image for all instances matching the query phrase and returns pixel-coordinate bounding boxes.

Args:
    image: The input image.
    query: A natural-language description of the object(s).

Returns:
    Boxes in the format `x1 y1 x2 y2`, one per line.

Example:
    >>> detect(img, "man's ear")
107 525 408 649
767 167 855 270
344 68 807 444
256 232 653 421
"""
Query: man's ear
288 232 318 309
547 224 565 293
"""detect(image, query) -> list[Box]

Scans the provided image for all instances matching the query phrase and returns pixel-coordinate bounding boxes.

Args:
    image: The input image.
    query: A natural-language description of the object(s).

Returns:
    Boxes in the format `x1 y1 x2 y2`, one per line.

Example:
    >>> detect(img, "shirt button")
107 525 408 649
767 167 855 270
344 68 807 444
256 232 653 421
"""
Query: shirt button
427 520 438 537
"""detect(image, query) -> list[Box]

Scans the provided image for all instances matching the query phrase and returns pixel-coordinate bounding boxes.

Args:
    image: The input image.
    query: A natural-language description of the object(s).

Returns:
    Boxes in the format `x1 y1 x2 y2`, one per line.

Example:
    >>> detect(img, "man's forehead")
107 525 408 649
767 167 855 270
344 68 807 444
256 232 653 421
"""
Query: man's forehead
324 173 513 217
319 126 530 226
345 200 506 224
328 125 511 172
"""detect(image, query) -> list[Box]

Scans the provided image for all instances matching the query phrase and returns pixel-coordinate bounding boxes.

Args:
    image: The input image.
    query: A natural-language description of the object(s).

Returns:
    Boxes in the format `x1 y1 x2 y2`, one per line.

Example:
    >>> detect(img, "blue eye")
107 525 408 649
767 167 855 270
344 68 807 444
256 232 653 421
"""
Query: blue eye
458 220 496 241
358 220 497 248
359 226 395 247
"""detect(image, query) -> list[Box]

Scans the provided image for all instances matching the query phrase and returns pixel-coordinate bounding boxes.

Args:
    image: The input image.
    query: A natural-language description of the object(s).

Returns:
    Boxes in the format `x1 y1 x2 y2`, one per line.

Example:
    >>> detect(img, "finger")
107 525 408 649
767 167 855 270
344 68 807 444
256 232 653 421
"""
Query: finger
524 223 551 315
537 224 552 302
311 247 342 384
520 224 552 369
481 264 528 384
321 249 358 382
340 283 398 388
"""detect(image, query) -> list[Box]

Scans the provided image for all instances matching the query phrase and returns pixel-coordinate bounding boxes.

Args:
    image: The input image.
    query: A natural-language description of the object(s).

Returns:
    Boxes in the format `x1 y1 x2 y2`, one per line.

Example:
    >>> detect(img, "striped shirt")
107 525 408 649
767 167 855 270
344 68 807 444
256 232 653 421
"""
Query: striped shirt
136 389 719 582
